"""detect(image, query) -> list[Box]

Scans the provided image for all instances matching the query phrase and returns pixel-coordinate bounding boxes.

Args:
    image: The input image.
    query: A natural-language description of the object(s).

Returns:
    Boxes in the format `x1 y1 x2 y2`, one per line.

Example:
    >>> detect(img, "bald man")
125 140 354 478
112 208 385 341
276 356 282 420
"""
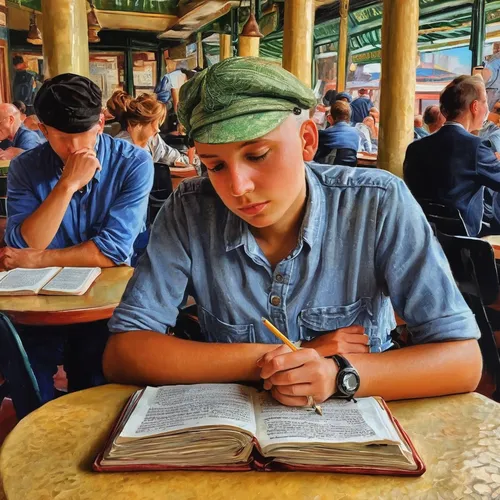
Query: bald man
0 103 42 160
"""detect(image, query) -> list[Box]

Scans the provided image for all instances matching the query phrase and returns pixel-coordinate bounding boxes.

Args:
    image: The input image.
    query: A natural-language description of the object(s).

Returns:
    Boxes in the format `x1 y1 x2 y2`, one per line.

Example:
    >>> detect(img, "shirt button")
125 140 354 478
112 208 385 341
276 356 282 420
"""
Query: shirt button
270 296 281 307
275 274 284 283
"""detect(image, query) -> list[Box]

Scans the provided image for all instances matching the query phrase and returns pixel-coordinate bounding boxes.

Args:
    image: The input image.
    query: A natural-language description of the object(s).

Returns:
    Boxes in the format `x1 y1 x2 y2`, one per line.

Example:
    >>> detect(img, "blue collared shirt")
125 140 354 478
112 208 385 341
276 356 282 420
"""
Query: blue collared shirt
6 134 154 265
317 122 363 155
0 125 42 151
109 163 479 350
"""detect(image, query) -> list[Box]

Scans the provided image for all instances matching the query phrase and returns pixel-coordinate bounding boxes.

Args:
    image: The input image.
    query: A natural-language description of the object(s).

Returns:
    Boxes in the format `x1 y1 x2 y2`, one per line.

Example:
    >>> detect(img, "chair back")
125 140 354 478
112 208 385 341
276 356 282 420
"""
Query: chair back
417 198 469 236
436 231 500 399
0 313 41 419
320 148 357 167
149 163 173 224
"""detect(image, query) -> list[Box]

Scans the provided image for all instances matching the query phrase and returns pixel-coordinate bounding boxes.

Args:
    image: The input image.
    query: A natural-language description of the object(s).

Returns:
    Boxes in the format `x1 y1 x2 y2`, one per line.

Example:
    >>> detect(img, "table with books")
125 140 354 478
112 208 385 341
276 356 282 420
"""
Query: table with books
1 384 499 500
0 266 133 326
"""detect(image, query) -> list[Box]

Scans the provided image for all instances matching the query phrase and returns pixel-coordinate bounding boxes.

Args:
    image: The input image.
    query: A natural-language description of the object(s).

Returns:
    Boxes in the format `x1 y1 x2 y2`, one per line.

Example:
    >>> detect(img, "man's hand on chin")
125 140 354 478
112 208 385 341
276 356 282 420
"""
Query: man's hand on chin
0 247 43 271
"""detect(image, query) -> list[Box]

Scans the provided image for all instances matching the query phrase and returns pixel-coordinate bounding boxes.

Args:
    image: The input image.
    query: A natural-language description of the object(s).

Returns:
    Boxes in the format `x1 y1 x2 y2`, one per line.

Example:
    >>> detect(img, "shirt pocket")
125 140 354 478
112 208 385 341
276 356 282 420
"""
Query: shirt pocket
198 307 255 344
298 298 373 341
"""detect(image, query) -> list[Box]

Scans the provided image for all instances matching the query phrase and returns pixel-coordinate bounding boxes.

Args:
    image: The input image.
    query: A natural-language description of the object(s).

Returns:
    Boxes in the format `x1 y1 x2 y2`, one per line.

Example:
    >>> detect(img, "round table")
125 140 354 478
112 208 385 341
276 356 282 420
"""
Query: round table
0 267 133 326
356 153 377 167
1 386 499 499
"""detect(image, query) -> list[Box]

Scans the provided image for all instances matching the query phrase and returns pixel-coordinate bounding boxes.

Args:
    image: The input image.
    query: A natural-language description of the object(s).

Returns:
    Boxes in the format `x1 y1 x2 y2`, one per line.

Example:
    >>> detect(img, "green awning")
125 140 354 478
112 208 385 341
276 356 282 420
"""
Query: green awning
12 0 178 14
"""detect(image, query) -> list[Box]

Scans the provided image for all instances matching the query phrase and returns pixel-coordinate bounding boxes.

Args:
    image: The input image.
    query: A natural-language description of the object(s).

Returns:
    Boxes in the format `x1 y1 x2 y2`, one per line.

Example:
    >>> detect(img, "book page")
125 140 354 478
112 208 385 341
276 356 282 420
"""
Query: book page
41 267 100 293
254 394 402 449
0 267 61 293
119 384 257 439
0 271 8 283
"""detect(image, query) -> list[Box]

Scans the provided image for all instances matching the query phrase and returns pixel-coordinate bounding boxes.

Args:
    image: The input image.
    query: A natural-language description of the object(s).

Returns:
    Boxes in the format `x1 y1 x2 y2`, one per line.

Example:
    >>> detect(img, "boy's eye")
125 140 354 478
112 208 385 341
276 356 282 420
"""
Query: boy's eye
207 163 224 173
248 150 270 162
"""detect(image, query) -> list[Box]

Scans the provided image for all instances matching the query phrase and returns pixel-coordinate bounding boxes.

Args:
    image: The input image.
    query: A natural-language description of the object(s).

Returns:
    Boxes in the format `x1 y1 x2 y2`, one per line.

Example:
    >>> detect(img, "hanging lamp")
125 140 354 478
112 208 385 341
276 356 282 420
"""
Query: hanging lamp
87 0 102 43
26 10 42 46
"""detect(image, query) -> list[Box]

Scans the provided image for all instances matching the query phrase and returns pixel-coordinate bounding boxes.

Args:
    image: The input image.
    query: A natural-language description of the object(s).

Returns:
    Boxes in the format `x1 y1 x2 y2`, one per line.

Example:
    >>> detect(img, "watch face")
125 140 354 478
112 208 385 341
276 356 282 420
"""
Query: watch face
341 371 360 394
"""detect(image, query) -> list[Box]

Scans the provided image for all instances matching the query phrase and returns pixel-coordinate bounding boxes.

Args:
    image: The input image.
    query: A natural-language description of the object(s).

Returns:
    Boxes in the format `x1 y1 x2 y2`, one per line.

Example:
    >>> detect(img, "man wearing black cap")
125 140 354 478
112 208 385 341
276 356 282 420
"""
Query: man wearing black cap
0 73 154 402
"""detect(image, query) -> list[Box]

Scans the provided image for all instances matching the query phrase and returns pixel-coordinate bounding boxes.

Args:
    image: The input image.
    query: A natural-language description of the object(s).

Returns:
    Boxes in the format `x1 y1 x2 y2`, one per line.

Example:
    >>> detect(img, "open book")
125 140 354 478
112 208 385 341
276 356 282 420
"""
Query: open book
0 267 101 296
94 384 425 476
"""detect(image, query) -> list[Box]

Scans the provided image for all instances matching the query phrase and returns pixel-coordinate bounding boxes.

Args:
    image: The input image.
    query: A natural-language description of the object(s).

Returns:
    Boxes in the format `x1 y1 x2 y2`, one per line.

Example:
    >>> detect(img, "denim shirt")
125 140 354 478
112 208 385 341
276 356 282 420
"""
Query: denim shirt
6 134 154 265
109 163 479 351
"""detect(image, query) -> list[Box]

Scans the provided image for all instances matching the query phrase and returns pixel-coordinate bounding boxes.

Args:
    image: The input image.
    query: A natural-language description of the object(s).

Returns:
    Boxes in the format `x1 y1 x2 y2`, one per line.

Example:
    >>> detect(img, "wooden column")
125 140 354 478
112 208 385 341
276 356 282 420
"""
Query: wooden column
336 0 350 92
41 0 89 78
220 33 232 60
378 0 419 178
282 0 314 87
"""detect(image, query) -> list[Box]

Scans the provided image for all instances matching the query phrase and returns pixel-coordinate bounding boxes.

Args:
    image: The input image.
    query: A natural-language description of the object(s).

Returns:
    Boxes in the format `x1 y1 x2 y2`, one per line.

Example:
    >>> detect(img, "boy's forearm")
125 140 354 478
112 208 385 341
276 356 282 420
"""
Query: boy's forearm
348 339 482 401
103 330 277 386
38 240 115 268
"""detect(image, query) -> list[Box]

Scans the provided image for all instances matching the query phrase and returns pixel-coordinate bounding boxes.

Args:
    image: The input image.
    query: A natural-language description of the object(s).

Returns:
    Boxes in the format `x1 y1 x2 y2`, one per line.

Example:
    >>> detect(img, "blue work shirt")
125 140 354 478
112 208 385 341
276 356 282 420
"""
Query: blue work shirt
0 125 42 151
317 121 364 157
109 163 479 351
6 134 154 265
350 96 374 124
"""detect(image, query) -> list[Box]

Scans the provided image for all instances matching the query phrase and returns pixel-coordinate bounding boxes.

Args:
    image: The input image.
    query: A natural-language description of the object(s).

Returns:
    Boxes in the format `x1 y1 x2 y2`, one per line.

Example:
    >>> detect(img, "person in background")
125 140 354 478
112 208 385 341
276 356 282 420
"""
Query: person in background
0 103 42 159
12 100 27 123
335 92 353 104
479 99 500 153
107 90 197 168
315 101 365 165
414 115 430 140
355 115 378 154
404 75 500 237
350 88 374 124
23 113 47 142
0 73 153 404
484 42 500 110
423 105 446 134
103 57 481 406
11 56 37 115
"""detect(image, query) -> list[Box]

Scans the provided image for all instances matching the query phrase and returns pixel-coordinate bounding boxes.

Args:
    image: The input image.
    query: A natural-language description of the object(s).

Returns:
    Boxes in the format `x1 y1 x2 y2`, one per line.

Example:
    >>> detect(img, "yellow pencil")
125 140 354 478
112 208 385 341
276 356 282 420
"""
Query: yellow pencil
261 317 323 416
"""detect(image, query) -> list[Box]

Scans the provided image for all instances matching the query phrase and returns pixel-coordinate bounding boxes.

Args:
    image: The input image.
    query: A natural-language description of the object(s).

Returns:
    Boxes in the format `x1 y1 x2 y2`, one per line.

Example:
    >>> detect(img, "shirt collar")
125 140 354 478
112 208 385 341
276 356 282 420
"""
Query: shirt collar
443 121 466 131
223 163 325 252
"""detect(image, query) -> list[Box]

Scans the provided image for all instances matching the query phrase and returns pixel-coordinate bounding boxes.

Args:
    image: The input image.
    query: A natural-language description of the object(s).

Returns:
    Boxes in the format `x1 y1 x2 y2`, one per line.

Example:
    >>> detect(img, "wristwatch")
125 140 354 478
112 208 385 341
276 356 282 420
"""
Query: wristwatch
330 354 360 400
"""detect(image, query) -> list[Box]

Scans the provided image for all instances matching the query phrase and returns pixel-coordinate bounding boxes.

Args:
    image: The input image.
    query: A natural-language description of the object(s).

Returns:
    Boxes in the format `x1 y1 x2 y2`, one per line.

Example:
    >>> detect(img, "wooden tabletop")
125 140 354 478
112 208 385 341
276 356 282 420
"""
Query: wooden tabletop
0 267 133 326
357 153 377 167
1 385 499 499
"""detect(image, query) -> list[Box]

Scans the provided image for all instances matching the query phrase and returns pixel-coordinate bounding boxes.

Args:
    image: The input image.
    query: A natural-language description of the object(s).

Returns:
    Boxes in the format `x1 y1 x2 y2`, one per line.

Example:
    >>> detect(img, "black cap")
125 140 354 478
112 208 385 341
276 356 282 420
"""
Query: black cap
34 73 102 133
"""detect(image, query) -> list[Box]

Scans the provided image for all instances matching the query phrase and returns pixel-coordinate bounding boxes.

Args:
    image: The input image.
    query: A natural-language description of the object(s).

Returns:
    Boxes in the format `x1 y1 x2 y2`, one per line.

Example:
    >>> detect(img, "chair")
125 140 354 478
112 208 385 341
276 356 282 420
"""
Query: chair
0 313 41 419
148 163 173 224
435 231 500 401
417 198 469 236
318 148 358 167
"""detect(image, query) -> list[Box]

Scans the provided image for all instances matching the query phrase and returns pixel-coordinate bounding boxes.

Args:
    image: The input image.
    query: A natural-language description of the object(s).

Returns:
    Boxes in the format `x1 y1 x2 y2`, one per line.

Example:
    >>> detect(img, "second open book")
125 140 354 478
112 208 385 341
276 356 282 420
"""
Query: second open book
0 267 101 296
94 384 425 476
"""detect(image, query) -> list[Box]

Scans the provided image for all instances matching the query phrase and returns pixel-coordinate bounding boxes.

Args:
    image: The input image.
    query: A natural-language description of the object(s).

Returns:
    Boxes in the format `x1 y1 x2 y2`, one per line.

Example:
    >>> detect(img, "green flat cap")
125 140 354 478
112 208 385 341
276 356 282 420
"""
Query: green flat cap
178 57 317 144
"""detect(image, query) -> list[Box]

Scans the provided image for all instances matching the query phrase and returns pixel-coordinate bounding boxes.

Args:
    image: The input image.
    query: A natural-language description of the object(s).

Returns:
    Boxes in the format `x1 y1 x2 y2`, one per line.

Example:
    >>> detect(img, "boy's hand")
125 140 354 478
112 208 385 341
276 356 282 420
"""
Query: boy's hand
302 326 369 356
257 345 338 406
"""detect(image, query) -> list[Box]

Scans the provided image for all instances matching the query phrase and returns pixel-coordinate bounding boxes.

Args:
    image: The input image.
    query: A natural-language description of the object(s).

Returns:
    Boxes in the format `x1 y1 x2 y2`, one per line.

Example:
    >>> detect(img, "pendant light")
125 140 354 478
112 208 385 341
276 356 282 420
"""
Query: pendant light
87 0 102 43
26 10 42 46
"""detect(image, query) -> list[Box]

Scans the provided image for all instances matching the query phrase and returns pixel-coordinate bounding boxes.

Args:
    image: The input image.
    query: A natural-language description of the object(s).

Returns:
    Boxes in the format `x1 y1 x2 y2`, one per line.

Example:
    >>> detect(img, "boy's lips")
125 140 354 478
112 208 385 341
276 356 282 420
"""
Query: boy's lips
238 201 270 216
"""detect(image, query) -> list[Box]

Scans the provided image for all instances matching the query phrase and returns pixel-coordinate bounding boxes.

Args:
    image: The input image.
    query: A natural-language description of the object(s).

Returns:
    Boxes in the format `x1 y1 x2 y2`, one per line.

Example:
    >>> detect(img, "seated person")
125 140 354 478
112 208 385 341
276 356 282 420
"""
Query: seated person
355 115 378 153
0 73 154 403
107 90 199 169
104 57 481 406
413 115 429 140
350 89 374 124
479 99 500 153
315 101 365 165
335 92 352 104
0 103 42 160
423 105 446 134
23 113 47 142
12 100 27 122
404 75 500 237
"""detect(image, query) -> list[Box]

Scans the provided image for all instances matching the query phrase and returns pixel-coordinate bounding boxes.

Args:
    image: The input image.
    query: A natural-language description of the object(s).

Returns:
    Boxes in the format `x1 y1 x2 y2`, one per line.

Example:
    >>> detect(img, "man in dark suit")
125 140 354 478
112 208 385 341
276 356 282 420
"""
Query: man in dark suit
403 75 500 236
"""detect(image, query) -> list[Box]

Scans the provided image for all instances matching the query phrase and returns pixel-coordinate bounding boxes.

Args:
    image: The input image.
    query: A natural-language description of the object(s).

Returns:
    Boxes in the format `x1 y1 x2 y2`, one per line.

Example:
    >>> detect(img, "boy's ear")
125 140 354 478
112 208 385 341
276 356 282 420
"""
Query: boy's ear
301 119 318 162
